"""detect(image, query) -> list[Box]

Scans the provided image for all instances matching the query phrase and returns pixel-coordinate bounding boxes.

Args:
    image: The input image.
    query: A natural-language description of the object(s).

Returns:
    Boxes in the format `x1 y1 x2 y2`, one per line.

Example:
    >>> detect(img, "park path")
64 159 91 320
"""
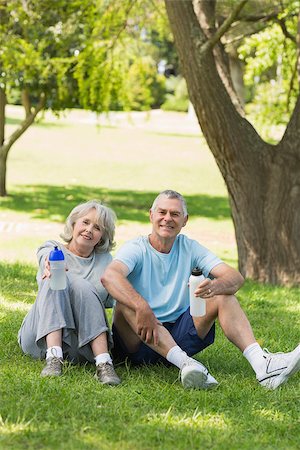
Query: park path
0 220 61 235
0 215 236 264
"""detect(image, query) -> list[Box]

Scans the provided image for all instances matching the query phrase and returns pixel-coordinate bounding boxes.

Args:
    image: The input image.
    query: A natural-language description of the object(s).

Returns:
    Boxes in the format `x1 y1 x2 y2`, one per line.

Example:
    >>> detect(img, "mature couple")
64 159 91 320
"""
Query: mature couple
18 190 300 389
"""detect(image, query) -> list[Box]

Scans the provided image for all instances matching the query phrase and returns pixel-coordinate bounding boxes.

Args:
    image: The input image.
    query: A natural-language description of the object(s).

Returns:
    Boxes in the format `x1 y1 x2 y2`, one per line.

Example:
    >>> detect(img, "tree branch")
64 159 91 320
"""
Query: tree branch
21 88 32 117
193 0 245 115
201 0 248 53
2 93 46 158
276 17 296 43
238 12 279 23
281 94 300 147
286 58 298 112
101 0 138 53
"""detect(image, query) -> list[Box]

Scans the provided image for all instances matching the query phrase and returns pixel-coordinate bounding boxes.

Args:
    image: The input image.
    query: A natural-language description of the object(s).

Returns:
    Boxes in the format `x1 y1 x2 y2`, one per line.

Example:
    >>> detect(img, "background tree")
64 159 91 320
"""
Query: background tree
165 0 300 285
0 0 90 196
0 0 168 197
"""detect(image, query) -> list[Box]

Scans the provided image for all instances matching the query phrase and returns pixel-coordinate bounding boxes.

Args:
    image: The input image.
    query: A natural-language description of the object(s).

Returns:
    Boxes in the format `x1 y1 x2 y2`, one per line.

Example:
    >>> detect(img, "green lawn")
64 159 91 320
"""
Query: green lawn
0 109 299 449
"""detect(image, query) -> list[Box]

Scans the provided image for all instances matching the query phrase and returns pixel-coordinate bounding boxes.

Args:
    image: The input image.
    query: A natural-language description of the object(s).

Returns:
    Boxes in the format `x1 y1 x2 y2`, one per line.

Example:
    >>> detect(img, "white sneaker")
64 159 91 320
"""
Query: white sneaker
180 359 218 389
258 344 300 389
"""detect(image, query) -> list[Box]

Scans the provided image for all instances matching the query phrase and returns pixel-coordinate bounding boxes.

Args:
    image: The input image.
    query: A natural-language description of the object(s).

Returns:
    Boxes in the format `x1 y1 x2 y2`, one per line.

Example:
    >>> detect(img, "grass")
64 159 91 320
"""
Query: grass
1 261 299 450
0 108 299 449
1 108 233 264
0 185 230 223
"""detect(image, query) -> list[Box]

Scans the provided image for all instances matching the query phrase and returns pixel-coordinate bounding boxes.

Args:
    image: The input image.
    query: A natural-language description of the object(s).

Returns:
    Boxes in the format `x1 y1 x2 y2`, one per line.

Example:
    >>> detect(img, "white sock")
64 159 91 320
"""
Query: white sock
243 342 266 377
46 346 63 360
95 352 112 366
166 346 190 369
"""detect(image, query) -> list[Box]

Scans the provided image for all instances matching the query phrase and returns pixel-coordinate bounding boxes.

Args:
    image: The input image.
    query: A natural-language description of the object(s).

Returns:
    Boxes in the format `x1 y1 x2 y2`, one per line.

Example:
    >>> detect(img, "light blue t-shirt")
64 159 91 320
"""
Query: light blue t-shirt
115 234 222 322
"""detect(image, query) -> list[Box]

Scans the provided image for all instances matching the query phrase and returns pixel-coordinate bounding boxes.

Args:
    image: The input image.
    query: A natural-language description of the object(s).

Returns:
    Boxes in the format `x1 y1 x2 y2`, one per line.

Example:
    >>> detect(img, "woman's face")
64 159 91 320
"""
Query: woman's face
71 208 103 254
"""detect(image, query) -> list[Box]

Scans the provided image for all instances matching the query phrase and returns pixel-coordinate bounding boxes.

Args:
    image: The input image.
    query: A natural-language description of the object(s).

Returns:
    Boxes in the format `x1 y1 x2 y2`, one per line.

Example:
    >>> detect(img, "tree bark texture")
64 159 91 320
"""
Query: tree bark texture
0 87 5 147
165 0 300 285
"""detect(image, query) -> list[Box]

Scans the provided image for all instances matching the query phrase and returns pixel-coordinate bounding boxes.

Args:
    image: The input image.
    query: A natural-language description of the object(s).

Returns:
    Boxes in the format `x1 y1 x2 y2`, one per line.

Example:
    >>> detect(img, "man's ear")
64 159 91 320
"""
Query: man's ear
182 215 188 227
149 208 153 223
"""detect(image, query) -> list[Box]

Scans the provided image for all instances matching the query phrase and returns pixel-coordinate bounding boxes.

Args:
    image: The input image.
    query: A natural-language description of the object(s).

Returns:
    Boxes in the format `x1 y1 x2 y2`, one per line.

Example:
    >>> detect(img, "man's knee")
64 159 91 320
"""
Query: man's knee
113 303 141 352
216 294 240 309
114 302 136 324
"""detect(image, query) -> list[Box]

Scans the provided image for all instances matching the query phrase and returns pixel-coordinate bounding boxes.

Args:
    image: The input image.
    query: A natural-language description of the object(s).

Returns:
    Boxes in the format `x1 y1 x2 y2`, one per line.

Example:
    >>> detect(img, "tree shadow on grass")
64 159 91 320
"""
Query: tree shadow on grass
1 185 231 223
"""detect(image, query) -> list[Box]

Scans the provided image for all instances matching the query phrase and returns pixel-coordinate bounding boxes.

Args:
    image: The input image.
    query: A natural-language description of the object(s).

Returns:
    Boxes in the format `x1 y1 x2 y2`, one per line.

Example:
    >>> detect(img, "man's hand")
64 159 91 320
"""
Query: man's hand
194 263 244 298
194 277 216 298
135 301 161 346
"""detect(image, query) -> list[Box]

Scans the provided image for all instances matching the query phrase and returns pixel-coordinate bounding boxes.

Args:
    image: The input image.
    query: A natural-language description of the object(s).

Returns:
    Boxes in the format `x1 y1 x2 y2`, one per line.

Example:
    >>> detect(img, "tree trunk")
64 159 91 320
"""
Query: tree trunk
0 92 46 197
0 150 7 196
0 87 5 146
0 87 7 196
165 0 300 285
21 88 32 117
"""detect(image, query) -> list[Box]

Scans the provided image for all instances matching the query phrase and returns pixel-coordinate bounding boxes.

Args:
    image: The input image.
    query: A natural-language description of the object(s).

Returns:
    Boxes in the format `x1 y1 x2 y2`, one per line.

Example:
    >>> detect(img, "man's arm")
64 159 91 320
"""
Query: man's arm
101 260 161 345
194 263 244 298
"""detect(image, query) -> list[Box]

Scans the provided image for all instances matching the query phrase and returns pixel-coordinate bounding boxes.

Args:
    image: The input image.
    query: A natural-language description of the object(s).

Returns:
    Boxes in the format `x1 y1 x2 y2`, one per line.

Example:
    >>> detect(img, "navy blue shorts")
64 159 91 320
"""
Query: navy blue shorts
111 307 215 365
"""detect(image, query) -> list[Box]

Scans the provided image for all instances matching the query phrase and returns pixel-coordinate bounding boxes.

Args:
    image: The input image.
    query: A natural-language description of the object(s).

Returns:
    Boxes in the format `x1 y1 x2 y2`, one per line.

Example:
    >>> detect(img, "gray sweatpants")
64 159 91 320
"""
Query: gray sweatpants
18 274 112 363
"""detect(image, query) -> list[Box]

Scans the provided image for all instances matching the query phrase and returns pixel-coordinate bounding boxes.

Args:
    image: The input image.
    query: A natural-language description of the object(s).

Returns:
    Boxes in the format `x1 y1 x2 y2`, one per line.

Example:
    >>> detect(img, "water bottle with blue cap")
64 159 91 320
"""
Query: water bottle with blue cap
49 246 66 290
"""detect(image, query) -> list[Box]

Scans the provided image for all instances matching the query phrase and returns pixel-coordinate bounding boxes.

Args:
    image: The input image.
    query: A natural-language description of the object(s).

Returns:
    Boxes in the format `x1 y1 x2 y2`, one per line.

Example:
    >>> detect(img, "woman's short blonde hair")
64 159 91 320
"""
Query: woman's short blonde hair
60 200 116 253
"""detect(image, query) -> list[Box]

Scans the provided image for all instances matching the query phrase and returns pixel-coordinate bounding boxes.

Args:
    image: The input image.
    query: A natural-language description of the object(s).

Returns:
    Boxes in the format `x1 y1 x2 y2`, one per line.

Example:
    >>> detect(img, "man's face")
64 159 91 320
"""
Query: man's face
150 196 188 240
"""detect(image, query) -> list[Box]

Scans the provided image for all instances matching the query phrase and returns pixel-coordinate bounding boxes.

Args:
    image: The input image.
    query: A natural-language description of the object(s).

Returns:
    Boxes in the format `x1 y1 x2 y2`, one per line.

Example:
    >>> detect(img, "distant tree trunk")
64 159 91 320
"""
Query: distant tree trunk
0 87 5 147
0 87 7 196
0 91 46 197
165 0 300 284
0 150 8 197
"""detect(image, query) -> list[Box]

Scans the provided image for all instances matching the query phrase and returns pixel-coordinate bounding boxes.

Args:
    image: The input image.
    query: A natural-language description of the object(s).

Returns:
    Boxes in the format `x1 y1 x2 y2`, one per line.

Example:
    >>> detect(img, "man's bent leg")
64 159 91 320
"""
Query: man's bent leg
113 303 218 389
193 294 300 389
113 302 177 357
192 294 256 351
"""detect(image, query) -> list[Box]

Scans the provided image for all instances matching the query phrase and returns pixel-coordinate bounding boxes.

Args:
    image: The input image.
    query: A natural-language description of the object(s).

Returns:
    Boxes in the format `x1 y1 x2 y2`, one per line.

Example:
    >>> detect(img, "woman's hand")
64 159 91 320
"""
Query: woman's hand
42 255 68 279
42 256 51 279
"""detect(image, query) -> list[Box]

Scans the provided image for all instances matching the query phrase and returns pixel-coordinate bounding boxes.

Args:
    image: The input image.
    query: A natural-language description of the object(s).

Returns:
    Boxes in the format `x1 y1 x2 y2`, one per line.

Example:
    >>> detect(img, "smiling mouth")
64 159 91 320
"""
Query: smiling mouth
81 234 92 240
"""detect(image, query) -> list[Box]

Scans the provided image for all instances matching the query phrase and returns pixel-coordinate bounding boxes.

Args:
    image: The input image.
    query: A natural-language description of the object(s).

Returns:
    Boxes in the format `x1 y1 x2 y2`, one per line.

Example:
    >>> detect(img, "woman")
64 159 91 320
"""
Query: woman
18 200 120 386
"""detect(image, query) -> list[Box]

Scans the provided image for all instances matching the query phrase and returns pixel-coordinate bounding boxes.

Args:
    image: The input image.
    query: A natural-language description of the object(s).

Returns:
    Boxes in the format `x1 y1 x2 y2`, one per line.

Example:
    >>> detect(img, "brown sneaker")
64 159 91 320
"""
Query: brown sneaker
94 362 121 386
41 356 63 377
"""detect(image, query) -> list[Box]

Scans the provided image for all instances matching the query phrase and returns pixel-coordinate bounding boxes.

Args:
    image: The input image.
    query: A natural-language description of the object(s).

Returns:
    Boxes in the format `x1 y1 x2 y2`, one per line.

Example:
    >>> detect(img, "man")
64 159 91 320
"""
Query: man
101 190 300 389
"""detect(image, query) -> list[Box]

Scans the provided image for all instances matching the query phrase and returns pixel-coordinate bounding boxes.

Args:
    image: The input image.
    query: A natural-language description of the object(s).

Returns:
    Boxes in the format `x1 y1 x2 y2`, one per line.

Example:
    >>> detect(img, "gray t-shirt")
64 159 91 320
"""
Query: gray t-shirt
37 239 113 308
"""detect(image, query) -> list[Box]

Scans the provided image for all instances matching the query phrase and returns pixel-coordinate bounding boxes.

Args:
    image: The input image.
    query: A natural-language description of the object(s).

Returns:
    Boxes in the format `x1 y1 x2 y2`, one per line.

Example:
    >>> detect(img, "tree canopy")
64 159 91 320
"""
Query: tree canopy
0 0 170 196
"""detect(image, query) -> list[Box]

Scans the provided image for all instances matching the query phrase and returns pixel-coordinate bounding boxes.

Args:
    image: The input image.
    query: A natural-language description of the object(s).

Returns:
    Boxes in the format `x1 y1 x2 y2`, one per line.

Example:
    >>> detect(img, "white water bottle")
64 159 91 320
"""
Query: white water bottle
189 267 206 317
49 246 66 290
